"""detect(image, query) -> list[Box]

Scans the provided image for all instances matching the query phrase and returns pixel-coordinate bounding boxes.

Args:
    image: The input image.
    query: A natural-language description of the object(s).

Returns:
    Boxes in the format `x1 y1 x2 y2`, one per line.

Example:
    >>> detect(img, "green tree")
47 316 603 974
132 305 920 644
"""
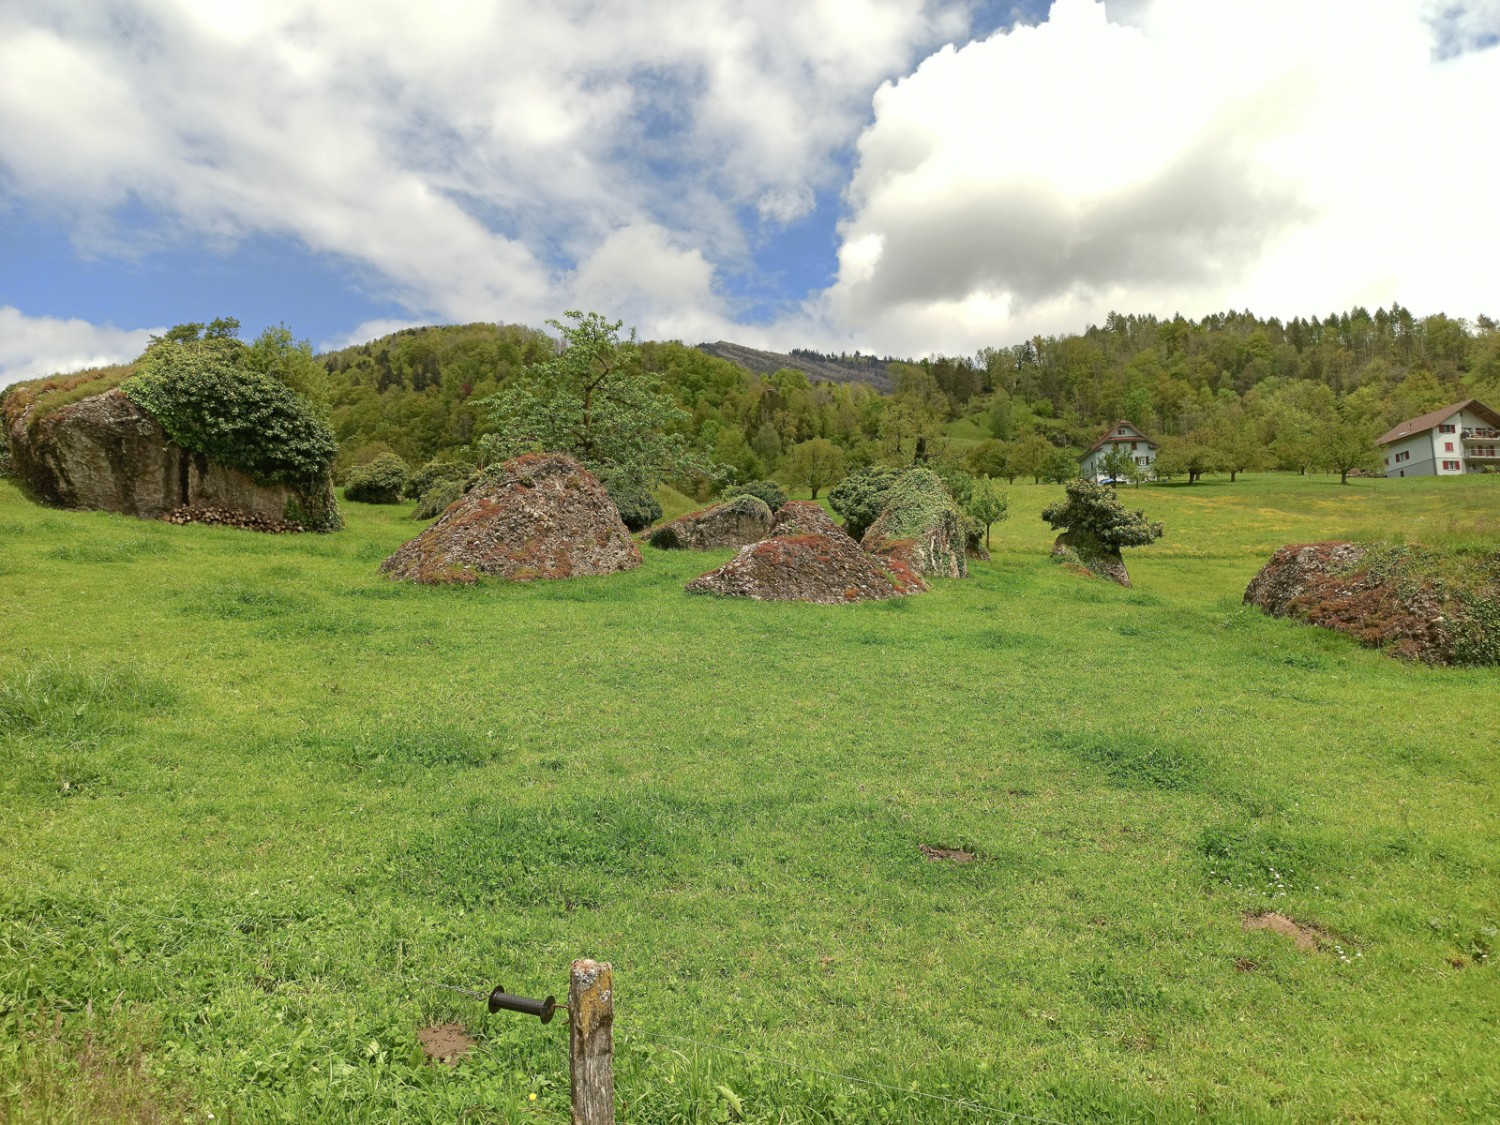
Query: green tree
966 439 1014 482
245 324 329 408
1315 416 1383 484
1039 446 1079 483
479 311 706 492
782 438 845 499
1010 433 1053 483
967 476 1010 549
1155 432 1222 484
828 465 900 539
1041 478 1163 550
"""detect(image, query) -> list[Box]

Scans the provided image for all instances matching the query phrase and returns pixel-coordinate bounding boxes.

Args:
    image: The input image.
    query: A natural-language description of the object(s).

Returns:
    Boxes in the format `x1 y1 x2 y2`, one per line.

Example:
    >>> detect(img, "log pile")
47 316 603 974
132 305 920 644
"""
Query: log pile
159 506 306 533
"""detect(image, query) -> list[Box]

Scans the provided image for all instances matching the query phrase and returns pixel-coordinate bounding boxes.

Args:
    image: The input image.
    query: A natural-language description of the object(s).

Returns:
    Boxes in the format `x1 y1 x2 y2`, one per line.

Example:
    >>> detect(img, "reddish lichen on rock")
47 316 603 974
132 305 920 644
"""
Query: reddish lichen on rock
685 531 927 604
1243 541 1459 663
379 453 639 584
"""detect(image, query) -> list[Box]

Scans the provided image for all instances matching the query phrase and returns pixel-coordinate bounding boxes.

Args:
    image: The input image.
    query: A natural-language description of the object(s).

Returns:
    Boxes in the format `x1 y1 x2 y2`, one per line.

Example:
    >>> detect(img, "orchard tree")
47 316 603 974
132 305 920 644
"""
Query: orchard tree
480 311 707 492
783 437 846 499
967 476 1010 549
1315 416 1383 484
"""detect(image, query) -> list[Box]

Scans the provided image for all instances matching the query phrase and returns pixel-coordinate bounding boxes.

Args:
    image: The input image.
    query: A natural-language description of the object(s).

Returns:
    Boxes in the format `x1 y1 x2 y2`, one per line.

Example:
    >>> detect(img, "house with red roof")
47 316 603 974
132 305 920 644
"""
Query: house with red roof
1377 399 1500 477
1079 420 1159 482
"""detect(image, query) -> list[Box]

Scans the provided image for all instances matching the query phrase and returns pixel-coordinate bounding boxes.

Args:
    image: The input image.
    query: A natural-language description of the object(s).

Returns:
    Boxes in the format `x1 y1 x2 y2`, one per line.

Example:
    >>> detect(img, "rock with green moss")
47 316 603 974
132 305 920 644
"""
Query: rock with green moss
648 494 773 550
1244 541 1500 665
860 468 967 578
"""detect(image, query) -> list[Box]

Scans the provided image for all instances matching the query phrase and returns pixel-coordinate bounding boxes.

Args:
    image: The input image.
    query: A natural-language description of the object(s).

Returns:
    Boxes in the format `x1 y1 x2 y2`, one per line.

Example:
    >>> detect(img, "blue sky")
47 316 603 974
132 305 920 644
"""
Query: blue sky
1 0 1496 386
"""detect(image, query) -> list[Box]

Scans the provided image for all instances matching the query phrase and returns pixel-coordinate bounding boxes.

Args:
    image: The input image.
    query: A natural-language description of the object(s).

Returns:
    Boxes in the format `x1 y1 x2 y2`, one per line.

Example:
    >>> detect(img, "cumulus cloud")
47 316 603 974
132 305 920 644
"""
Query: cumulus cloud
810 0 1500 355
0 0 965 339
0 308 160 389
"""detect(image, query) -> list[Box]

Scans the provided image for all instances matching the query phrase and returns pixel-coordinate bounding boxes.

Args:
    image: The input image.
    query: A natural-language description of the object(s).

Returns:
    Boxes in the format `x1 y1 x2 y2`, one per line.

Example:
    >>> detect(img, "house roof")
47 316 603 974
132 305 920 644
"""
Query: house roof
1377 399 1500 446
1080 419 1159 459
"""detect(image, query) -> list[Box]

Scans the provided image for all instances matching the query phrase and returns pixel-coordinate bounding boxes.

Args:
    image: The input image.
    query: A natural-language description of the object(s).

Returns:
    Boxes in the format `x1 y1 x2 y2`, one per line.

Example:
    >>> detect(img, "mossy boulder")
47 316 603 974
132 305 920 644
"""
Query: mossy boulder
686 532 926 604
1243 541 1500 665
860 468 967 578
1051 531 1131 587
4 385 338 530
380 453 639 584
648 495 773 550
771 501 850 540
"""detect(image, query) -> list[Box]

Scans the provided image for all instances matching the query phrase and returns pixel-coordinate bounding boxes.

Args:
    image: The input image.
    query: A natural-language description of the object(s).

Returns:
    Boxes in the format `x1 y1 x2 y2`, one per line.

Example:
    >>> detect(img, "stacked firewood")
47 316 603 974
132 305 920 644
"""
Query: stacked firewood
159 506 306 533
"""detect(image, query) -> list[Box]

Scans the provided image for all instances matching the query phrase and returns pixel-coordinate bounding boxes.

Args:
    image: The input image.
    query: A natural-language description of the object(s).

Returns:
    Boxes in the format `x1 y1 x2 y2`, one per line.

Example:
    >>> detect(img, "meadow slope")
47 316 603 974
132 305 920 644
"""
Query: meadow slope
0 473 1496 1123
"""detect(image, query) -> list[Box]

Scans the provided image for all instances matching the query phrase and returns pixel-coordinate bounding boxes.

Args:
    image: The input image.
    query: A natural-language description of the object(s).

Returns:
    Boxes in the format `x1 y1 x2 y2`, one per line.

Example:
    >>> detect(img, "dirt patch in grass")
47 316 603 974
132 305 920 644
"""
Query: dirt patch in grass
1242 911 1326 951
418 1023 476 1065
919 844 976 863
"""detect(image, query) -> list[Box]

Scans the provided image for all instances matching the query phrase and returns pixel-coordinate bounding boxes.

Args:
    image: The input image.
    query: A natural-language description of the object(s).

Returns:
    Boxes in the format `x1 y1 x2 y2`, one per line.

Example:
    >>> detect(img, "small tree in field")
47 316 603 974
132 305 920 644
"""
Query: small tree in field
783 438 845 499
1042 478 1162 552
967 476 1010 549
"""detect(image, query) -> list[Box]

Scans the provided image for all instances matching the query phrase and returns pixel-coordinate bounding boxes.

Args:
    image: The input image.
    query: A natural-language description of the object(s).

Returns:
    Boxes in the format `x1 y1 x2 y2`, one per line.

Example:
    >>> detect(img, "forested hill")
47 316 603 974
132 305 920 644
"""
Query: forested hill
696 341 896 392
313 306 1500 487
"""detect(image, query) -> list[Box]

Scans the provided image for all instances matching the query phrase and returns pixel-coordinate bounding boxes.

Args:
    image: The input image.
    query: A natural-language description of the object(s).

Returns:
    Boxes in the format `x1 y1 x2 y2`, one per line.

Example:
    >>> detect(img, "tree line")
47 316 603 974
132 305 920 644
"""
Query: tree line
317 304 1500 494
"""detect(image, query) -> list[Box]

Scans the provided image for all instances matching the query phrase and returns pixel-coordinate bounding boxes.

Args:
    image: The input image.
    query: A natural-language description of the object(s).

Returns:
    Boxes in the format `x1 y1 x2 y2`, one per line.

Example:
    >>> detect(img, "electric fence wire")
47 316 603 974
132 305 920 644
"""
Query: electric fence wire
9 889 1081 1125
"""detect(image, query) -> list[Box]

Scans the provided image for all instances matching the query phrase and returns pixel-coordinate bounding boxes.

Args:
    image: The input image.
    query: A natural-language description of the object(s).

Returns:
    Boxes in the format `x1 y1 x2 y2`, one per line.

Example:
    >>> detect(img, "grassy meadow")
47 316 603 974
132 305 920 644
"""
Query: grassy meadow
0 472 1497 1123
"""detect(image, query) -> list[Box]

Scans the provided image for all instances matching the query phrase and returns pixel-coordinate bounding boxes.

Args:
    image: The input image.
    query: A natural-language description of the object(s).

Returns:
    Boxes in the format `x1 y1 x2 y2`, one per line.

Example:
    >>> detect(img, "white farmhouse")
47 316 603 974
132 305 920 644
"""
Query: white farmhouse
1079 420 1159 482
1377 399 1500 477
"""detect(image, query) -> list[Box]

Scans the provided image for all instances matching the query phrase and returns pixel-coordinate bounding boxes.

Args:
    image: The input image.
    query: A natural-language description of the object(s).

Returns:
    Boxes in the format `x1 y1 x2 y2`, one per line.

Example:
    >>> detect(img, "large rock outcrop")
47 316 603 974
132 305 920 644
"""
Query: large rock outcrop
1242 541 1500 665
1051 532 1131 587
686 531 926 604
860 469 967 579
380 453 639 584
5 387 336 528
647 495 773 549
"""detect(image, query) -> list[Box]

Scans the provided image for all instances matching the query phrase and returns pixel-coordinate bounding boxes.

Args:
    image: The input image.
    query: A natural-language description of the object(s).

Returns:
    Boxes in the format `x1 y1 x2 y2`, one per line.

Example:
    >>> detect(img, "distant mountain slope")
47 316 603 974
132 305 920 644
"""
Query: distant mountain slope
696 341 895 392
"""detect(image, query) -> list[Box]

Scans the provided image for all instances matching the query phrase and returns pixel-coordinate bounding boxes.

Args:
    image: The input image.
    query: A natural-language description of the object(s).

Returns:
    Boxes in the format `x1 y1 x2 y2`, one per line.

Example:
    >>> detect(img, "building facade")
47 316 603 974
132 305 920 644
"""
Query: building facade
1377 399 1500 477
1079 420 1158 482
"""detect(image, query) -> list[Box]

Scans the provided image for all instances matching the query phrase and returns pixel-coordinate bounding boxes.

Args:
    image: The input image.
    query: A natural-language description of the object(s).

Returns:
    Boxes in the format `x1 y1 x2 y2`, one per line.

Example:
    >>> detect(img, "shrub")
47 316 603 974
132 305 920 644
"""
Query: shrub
404 458 473 500
828 466 900 540
412 478 468 520
1042 478 1163 551
606 480 662 531
123 336 337 491
344 452 410 504
729 479 787 511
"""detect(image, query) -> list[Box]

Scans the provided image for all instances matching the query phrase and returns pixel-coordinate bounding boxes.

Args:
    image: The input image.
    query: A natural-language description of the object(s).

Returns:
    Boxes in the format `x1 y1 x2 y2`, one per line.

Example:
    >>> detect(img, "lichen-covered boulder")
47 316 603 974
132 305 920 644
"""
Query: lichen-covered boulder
1051 532 1131 587
380 453 639 584
647 494 773 549
860 469 967 578
771 500 850 540
5 386 337 528
686 532 926 603
1241 541 1484 664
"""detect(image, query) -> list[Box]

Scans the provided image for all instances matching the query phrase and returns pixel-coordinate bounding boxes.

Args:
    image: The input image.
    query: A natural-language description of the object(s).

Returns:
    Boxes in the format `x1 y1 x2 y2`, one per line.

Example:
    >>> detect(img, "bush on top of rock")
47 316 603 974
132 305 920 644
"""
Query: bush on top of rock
1042 478 1161 587
728 479 787 512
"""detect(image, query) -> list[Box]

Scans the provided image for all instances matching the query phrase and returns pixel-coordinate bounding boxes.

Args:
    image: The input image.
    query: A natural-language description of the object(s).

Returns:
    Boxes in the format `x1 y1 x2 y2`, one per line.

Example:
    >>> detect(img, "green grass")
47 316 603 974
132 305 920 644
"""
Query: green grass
0 473 1497 1123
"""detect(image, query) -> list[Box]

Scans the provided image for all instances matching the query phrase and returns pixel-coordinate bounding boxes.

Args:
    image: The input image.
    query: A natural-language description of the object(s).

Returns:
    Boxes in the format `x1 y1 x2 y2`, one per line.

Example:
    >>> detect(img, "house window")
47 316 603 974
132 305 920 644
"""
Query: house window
1117 427 1127 435
1442 460 1461 471
1445 442 1454 452
1439 423 1456 433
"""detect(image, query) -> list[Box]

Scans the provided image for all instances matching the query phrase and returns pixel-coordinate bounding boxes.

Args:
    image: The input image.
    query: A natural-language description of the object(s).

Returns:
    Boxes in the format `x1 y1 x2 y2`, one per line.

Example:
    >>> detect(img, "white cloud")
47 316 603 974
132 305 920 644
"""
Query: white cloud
0 308 160 389
809 0 1500 355
0 0 966 338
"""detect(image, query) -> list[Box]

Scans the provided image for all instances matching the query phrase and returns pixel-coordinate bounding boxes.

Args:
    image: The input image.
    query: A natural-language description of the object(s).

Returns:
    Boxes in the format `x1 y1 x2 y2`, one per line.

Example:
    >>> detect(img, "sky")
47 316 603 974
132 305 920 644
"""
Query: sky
1 0 1497 388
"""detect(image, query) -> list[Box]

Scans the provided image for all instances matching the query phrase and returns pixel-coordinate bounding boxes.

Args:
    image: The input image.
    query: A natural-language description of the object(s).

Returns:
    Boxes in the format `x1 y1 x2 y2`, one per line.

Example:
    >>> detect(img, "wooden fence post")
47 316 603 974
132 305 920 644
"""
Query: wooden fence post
569 959 614 1125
